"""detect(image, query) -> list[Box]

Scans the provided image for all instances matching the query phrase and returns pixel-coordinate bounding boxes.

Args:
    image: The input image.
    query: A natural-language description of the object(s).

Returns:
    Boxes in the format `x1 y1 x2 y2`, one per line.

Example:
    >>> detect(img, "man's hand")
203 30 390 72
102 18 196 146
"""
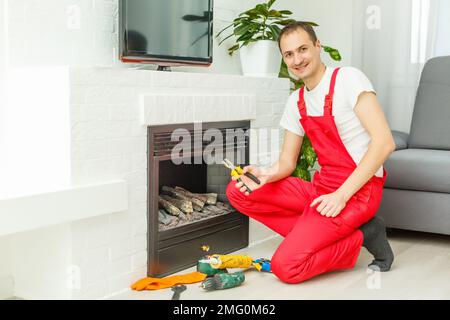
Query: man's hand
233 165 270 196
310 191 347 218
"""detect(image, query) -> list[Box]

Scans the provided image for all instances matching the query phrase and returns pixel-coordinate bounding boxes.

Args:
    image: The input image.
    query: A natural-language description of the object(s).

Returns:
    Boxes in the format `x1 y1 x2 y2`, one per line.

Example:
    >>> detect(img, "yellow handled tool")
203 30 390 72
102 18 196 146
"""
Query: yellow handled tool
222 159 260 194
198 254 253 269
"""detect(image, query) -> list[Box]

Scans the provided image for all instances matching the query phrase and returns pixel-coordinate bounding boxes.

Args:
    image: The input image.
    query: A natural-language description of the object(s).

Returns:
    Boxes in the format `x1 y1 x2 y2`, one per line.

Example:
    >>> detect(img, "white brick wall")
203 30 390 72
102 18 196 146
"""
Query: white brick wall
0 0 362 300
7 0 118 67
4 0 245 75
0 0 291 300
67 67 289 299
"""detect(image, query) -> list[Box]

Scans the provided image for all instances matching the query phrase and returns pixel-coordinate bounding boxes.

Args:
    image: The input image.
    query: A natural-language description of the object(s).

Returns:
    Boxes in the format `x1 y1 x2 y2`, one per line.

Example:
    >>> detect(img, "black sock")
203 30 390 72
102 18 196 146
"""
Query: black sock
360 216 394 271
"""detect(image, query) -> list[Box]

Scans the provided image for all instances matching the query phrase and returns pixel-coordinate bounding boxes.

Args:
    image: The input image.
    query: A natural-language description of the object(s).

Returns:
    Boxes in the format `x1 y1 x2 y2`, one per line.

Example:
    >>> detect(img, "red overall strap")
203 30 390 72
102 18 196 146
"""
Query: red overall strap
297 86 307 118
324 67 340 115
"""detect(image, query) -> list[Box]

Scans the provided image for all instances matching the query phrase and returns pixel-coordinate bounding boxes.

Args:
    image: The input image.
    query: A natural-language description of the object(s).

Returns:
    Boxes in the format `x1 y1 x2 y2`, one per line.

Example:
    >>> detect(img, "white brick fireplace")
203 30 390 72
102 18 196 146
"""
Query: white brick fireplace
0 67 290 299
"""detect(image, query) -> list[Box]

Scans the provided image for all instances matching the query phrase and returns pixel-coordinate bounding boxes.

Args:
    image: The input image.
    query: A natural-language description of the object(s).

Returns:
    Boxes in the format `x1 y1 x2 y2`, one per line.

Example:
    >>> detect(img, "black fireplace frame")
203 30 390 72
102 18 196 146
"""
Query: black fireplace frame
147 121 250 277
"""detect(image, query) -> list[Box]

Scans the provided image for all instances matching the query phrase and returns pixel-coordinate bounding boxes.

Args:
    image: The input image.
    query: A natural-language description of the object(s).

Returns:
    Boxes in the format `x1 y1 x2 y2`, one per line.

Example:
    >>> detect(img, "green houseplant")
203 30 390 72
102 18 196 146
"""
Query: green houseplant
216 0 290 76
216 0 342 181
216 0 290 56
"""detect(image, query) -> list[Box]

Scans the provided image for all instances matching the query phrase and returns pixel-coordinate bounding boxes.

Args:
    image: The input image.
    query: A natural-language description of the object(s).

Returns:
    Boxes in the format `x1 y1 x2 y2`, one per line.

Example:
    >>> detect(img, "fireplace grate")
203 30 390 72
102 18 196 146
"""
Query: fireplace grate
152 127 249 156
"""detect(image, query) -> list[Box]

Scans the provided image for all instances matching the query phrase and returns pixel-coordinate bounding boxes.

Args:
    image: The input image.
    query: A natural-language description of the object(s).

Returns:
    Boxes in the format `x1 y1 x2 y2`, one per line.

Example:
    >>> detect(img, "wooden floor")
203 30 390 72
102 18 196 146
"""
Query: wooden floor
112 229 450 300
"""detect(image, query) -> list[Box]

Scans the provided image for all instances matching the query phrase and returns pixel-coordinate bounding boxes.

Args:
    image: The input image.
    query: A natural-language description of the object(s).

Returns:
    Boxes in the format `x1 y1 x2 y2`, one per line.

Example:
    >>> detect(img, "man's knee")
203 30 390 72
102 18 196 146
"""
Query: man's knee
271 252 311 284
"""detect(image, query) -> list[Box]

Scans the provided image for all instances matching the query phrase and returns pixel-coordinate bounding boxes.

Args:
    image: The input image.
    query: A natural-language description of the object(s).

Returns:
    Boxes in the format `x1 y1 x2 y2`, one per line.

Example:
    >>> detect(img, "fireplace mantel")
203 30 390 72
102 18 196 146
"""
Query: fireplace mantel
139 93 255 126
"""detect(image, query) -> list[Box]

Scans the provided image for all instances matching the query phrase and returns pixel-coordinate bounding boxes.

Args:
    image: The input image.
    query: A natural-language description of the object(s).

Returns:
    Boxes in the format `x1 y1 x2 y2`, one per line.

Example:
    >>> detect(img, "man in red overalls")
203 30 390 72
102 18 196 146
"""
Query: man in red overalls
226 22 395 284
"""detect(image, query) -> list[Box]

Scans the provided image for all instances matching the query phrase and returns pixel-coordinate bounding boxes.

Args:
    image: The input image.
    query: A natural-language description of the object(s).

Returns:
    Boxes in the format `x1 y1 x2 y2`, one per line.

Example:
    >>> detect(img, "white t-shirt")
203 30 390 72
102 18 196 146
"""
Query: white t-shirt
280 66 384 177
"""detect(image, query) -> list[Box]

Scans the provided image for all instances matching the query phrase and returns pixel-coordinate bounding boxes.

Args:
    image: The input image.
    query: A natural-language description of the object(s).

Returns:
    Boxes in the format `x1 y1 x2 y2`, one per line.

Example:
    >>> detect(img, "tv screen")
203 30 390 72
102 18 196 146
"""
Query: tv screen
119 0 213 67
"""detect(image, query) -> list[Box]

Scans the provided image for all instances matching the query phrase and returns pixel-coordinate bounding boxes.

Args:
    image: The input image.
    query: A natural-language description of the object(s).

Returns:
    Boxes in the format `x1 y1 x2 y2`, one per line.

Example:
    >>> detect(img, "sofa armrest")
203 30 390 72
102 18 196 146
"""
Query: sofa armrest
391 130 409 151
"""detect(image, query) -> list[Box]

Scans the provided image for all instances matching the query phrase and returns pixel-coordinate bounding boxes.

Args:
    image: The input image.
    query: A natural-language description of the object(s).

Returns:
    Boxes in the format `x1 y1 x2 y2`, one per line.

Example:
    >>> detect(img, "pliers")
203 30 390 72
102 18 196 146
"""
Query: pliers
222 158 261 194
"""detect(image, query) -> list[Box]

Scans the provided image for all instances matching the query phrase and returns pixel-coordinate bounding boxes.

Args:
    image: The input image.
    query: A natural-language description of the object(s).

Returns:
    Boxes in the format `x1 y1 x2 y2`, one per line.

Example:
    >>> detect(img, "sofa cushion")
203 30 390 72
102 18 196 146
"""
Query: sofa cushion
384 149 450 193
409 56 450 150
392 130 409 151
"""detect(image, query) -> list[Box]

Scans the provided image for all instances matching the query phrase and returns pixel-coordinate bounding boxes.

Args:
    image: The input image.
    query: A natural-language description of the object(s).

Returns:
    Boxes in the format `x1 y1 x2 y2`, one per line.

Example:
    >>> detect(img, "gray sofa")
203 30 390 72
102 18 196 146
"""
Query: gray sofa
377 56 450 235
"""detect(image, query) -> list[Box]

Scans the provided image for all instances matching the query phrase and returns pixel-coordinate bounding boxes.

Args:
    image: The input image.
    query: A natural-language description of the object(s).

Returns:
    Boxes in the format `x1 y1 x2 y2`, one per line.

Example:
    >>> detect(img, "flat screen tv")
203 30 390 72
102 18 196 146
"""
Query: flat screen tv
119 0 213 68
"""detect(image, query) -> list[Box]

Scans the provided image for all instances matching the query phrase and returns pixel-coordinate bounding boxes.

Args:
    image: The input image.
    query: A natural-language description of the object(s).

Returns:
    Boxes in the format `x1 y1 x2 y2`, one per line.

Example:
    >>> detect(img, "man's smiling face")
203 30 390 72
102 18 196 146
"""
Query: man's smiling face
280 28 322 80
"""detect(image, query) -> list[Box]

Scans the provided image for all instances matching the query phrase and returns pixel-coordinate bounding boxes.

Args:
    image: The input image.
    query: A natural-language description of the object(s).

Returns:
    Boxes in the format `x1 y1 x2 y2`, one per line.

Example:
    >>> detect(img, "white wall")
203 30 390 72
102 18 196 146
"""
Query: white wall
11 225 73 300
3 0 244 73
1 0 354 72
7 0 118 68
0 0 244 194
0 236 14 299
0 0 13 300
1 67 71 197
275 0 354 67
0 0 355 299
434 0 450 57
0 0 8 191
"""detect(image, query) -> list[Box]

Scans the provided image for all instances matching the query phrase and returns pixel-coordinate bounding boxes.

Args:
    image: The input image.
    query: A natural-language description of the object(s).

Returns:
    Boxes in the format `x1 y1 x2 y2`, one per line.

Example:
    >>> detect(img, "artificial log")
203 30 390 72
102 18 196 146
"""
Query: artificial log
203 204 232 215
216 201 233 212
174 186 207 202
194 193 217 205
192 211 210 220
174 186 218 205
158 209 178 226
160 222 178 231
200 207 215 216
159 186 230 226
191 212 201 221
170 186 205 210
162 186 205 211
160 194 193 214
158 196 182 217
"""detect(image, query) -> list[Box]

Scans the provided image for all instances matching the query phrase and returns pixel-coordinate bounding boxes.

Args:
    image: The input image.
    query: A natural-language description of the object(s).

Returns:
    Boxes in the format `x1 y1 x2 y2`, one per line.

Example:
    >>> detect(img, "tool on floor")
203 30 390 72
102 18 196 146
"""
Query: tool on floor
171 284 187 300
252 258 272 273
130 271 207 291
201 271 245 291
199 254 272 273
197 255 229 277
222 159 260 194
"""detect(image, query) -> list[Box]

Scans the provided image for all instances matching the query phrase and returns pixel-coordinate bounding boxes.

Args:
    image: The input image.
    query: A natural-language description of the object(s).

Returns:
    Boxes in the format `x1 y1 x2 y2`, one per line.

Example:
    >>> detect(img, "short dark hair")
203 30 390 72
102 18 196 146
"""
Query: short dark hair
277 21 318 53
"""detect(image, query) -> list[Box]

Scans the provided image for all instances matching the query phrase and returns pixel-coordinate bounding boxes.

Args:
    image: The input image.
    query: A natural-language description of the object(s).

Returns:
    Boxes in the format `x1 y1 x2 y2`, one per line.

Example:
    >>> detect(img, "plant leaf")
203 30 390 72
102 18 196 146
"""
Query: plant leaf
268 10 282 18
236 32 254 43
278 59 289 78
234 22 253 36
292 166 311 181
218 33 235 46
267 25 280 40
270 24 282 36
322 45 342 61
255 4 269 17
227 44 239 56
305 146 316 167
267 0 277 9
273 19 296 26
215 23 234 38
